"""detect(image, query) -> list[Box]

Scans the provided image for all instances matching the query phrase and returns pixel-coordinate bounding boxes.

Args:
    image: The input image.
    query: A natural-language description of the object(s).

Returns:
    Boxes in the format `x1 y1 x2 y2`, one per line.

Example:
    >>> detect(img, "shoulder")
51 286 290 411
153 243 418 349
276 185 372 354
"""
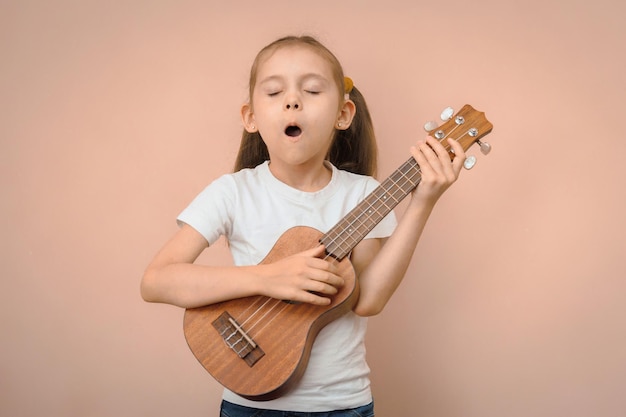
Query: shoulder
228 161 271 188
199 162 269 196
332 165 380 194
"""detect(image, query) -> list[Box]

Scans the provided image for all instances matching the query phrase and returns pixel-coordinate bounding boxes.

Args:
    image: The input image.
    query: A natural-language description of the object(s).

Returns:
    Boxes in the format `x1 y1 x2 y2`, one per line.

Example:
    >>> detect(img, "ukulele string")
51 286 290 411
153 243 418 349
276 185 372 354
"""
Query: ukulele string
235 244 350 339
243 131 465 329
233 296 271 327
226 129 467 343
239 245 349 336
234 293 289 333
246 237 352 336
321 157 418 258
237 161 424 333
320 126 468 259
245 298 292 337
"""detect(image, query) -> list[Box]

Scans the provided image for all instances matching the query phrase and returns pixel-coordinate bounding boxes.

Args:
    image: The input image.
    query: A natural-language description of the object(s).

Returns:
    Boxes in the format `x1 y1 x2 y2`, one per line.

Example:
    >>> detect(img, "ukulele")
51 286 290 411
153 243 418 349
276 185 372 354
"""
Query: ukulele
183 104 493 401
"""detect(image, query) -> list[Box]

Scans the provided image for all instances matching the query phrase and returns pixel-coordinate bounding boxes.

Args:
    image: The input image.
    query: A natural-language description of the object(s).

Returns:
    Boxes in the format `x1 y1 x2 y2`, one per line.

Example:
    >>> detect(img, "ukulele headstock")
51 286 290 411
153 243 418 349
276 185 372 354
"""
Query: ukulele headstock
424 104 493 169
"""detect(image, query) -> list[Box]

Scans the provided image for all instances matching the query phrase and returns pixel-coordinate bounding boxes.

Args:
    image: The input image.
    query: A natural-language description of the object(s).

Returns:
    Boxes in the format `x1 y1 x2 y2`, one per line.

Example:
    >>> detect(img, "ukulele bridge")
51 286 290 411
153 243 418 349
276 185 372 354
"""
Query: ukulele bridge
212 312 265 367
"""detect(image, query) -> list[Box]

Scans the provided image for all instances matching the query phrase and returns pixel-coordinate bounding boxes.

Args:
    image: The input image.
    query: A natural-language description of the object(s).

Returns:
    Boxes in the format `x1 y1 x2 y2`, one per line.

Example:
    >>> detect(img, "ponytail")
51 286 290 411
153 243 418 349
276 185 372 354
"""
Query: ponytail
233 130 268 171
327 85 377 177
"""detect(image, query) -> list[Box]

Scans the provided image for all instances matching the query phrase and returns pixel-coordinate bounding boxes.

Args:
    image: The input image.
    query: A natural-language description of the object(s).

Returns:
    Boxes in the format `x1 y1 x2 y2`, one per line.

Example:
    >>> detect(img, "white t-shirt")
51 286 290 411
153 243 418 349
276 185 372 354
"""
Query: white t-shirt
177 161 397 412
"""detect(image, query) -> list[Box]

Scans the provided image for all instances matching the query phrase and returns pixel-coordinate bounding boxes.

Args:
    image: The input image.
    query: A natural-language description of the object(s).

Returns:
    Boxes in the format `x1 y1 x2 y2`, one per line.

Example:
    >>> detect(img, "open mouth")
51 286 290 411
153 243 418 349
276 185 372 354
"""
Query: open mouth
285 125 302 137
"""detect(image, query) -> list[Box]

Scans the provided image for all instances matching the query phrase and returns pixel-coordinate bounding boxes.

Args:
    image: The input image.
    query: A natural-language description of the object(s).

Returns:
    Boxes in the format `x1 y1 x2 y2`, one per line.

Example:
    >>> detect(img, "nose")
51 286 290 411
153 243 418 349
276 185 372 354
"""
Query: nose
284 92 301 110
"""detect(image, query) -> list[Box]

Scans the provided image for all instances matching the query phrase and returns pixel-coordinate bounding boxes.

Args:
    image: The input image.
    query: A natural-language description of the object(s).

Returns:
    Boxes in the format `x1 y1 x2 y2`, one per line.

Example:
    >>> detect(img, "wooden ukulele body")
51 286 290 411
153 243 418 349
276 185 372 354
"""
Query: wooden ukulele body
183 226 357 401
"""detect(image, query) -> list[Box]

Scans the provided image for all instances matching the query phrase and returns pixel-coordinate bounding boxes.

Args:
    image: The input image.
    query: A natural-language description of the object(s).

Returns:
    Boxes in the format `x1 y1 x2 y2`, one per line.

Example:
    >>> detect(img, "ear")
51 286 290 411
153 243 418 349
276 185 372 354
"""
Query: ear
336 99 356 130
241 102 257 132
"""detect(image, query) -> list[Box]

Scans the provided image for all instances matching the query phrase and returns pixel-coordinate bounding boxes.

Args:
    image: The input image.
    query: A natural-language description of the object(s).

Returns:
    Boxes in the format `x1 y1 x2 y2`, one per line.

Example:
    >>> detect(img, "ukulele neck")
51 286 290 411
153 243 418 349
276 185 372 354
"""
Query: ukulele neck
319 157 421 260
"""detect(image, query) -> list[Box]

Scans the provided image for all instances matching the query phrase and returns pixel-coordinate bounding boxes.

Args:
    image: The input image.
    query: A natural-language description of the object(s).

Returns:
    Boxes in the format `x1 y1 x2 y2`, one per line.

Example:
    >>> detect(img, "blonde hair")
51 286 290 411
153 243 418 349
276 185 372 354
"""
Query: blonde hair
234 35 378 177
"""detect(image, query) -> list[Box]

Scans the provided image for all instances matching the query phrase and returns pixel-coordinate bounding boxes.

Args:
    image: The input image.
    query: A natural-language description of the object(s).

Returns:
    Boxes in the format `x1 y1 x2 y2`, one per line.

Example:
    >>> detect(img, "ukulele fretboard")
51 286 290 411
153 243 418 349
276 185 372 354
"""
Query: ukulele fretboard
320 157 421 260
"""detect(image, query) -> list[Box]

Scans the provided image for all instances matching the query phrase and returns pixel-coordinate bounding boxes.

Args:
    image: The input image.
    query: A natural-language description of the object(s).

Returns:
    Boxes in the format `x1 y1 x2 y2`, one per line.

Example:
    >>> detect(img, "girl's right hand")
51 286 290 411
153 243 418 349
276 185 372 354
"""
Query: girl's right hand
256 245 345 305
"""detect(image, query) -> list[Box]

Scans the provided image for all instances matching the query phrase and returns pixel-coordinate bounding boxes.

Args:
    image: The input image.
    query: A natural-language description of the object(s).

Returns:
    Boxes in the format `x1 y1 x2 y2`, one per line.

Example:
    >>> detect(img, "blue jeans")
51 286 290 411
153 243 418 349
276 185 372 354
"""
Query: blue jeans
220 400 375 417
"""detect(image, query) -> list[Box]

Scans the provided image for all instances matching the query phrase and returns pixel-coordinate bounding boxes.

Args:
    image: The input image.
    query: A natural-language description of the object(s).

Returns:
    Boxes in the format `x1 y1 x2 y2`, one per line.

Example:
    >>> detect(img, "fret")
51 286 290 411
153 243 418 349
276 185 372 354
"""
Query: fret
320 157 422 260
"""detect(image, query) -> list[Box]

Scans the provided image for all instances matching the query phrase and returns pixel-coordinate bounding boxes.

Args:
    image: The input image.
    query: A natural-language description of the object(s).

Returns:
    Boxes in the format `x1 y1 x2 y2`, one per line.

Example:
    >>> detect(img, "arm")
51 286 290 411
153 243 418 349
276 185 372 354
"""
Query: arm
351 137 466 316
140 224 345 309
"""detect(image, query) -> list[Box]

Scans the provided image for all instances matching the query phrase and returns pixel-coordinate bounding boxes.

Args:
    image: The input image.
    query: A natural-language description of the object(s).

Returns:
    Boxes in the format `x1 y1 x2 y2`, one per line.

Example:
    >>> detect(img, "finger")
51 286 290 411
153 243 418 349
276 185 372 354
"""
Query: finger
306 279 340 296
425 136 460 169
302 244 327 259
424 135 447 154
300 291 332 306
425 136 464 178
447 138 466 174
447 137 466 158
411 139 441 174
422 137 450 163
307 266 344 288
305 248 341 276
293 276 339 305
412 138 460 188
410 140 431 162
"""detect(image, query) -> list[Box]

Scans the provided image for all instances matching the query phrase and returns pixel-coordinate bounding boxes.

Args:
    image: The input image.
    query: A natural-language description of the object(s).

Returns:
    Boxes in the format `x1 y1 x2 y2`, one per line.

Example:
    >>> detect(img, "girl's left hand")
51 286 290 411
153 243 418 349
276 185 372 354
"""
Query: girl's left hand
409 136 465 205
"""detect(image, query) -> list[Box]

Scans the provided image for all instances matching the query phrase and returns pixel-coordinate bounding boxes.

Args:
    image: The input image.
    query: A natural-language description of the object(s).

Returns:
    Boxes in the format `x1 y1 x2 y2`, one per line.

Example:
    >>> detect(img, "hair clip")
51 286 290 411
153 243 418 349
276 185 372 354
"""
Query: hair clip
344 77 354 94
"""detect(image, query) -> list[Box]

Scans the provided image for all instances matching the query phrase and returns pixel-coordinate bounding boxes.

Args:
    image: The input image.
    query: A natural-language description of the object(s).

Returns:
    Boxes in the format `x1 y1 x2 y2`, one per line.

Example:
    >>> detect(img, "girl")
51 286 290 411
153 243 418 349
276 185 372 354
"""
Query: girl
141 35 466 416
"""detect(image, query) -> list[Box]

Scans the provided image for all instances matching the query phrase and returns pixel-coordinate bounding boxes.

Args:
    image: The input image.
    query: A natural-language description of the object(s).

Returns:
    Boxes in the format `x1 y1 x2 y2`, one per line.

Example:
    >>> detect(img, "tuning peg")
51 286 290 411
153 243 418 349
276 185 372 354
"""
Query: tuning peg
478 140 492 155
463 155 477 170
423 120 438 132
440 106 454 121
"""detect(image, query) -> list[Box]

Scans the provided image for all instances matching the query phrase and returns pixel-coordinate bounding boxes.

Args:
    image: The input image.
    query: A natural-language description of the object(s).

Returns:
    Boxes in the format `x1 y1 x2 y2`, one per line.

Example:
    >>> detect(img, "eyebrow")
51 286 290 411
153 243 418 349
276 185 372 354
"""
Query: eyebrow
258 73 330 86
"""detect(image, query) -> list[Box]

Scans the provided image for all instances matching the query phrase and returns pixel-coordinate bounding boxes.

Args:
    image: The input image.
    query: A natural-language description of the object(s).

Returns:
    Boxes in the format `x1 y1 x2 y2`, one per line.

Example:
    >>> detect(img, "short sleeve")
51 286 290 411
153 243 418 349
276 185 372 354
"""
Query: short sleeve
176 175 236 246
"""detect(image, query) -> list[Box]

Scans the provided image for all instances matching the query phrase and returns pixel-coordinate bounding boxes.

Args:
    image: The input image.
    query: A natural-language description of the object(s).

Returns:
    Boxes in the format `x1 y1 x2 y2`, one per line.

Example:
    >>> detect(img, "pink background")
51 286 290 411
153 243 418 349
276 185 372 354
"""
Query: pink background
2 1 625 416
